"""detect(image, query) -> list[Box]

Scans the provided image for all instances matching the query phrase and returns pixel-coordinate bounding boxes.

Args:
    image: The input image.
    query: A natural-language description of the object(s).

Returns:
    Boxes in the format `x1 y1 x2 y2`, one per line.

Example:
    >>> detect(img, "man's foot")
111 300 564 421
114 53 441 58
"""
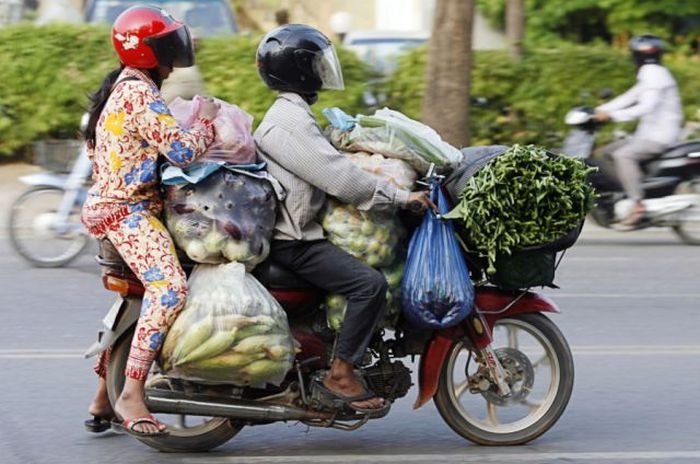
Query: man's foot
616 201 646 230
322 373 386 411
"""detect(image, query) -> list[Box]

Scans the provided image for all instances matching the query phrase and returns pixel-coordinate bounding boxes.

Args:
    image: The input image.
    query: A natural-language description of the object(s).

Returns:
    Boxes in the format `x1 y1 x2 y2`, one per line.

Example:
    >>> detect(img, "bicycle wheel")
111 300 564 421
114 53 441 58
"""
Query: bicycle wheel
8 186 88 267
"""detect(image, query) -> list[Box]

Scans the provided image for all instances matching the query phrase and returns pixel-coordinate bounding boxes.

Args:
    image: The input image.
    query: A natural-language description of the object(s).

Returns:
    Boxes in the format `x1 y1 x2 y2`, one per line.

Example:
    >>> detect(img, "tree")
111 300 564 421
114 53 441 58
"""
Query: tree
421 0 475 148
506 0 524 59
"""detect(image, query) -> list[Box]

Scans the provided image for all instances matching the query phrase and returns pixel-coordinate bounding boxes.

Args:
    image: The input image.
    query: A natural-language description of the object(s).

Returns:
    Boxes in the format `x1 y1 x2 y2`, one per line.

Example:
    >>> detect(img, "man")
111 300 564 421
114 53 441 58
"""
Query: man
254 24 432 415
594 34 683 228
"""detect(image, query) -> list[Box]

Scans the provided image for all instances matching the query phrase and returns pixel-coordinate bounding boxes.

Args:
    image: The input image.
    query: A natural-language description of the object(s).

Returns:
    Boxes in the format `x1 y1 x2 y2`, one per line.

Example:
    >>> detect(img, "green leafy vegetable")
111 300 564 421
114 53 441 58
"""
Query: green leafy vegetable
444 144 597 274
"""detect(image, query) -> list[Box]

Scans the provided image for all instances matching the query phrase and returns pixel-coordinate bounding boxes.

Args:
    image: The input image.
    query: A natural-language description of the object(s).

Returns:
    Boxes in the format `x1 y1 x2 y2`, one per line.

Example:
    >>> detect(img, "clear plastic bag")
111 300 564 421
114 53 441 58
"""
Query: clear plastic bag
400 184 474 329
163 168 277 269
168 95 256 165
159 262 296 387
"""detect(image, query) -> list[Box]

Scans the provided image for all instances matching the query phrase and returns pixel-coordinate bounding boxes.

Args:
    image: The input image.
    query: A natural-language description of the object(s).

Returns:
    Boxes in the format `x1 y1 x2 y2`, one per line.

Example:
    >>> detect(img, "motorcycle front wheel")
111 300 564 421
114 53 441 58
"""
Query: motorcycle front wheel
671 179 700 245
106 328 243 452
8 186 88 267
434 313 574 446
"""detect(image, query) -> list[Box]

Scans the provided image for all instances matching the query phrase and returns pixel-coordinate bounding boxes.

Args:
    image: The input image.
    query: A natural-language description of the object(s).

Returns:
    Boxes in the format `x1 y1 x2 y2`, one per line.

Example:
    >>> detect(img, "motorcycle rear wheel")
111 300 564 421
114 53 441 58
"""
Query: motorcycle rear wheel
434 313 574 446
8 186 88 267
106 328 243 452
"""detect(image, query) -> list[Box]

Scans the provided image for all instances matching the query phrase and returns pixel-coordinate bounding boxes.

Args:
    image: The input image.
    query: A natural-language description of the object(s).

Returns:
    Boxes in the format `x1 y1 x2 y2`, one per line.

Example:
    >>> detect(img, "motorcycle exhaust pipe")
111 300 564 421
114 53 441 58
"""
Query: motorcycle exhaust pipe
145 391 333 422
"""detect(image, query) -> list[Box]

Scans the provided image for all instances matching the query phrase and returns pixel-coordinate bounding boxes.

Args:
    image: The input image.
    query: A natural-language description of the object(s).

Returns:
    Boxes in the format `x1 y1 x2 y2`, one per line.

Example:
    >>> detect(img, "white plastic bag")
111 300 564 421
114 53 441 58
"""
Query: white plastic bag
160 263 296 387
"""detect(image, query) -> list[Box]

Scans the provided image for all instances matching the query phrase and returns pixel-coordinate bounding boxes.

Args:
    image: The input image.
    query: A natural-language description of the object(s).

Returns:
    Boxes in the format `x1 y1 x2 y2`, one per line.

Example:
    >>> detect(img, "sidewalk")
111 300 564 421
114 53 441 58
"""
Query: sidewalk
0 162 41 225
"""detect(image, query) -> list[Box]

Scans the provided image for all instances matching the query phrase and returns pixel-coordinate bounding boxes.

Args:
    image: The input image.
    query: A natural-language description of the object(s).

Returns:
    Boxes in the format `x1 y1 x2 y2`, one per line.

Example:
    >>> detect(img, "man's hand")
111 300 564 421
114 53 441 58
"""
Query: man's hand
593 110 610 122
405 190 437 213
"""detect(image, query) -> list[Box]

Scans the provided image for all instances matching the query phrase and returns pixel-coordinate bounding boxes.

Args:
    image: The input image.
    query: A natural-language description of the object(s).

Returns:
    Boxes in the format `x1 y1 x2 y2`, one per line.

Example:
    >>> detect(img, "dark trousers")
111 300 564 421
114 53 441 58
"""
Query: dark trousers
270 239 388 365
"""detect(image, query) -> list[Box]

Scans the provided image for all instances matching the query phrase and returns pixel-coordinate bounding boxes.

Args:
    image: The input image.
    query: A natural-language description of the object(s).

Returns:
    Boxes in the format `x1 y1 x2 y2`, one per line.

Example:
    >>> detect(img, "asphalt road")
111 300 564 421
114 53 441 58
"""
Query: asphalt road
1 163 699 464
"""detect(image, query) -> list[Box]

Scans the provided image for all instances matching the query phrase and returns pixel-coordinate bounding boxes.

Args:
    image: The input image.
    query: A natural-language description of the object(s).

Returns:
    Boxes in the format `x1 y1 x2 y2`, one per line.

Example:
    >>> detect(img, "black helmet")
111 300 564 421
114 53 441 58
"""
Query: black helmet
629 34 664 67
256 24 345 94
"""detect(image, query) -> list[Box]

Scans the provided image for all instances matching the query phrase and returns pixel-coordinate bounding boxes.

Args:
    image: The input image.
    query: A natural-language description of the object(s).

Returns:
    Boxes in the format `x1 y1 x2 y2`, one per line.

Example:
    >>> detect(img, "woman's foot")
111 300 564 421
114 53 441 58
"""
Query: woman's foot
113 378 166 435
88 378 114 419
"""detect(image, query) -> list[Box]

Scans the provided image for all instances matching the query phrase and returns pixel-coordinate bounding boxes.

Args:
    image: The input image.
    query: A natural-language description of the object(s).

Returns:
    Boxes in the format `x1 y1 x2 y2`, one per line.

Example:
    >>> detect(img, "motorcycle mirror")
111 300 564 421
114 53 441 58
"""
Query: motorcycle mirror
564 107 594 125
79 112 89 133
599 88 614 99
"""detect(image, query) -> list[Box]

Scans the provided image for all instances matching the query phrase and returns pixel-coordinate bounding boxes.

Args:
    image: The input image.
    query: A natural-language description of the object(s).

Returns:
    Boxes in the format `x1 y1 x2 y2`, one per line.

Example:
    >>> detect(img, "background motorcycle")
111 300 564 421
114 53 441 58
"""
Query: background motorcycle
8 114 92 267
85 174 575 453
561 106 700 244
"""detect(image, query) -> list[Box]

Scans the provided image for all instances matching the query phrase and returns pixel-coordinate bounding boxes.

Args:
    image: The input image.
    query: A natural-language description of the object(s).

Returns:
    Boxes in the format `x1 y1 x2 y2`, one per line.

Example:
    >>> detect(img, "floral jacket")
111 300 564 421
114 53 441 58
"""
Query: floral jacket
82 67 214 237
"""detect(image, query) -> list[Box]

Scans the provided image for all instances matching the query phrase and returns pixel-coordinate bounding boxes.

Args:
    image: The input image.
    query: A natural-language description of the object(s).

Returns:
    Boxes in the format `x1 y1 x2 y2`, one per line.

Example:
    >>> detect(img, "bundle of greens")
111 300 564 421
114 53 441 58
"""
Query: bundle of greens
444 144 596 274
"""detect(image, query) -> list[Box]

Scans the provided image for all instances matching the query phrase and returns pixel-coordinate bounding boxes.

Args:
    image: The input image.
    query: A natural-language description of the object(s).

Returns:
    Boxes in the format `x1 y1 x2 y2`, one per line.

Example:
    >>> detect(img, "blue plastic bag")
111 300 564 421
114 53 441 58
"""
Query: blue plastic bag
400 183 475 329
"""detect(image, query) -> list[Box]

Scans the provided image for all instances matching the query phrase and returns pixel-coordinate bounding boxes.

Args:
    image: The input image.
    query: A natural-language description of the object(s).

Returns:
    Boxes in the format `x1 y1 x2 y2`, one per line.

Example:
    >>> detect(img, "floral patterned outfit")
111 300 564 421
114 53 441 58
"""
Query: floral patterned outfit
82 67 214 380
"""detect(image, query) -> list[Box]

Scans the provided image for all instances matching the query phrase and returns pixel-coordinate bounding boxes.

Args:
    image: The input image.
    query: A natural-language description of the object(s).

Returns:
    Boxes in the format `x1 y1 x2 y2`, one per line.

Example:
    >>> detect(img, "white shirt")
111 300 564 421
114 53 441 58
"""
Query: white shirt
597 63 683 146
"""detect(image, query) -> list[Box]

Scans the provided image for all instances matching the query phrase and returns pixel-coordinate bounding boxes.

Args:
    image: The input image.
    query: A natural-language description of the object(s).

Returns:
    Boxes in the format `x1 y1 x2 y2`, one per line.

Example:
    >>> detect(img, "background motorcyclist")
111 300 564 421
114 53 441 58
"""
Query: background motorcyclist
254 24 432 414
593 34 683 228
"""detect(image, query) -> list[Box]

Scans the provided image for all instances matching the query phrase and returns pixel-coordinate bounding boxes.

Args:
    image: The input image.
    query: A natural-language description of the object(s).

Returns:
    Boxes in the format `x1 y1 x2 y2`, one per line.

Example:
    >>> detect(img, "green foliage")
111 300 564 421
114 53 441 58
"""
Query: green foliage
476 0 700 45
0 23 371 158
384 44 700 149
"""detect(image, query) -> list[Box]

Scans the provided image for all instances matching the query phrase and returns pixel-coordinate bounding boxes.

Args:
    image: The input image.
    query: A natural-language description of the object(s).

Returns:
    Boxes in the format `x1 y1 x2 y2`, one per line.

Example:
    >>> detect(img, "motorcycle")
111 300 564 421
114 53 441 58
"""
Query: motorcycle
84 172 575 453
8 113 92 267
562 106 700 243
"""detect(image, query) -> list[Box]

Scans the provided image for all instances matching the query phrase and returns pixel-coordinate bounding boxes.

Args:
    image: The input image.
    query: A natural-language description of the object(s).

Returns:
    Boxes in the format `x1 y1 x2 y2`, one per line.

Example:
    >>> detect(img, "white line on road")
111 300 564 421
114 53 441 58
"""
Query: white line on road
180 450 700 463
3 345 700 359
544 293 700 298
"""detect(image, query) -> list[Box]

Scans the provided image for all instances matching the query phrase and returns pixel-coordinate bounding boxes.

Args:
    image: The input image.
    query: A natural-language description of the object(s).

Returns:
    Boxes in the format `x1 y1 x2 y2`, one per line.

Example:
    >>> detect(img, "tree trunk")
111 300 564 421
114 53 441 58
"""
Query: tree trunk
421 0 475 148
506 0 524 60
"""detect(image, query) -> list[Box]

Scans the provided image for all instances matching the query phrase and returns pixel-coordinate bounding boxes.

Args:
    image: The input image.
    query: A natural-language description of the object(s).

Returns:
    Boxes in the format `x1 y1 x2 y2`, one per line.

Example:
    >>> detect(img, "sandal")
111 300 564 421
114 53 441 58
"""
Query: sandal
311 378 391 418
84 415 114 434
111 415 169 438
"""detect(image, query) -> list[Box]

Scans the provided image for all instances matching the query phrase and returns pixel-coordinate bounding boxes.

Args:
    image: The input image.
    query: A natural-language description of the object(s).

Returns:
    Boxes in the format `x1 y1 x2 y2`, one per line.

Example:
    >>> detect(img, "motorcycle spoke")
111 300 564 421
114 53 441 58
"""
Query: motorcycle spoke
454 378 470 398
506 326 520 350
486 401 500 426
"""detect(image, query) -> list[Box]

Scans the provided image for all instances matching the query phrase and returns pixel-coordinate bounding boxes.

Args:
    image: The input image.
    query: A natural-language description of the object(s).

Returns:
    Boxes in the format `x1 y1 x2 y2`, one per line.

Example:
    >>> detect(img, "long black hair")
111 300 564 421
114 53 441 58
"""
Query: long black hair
83 66 163 149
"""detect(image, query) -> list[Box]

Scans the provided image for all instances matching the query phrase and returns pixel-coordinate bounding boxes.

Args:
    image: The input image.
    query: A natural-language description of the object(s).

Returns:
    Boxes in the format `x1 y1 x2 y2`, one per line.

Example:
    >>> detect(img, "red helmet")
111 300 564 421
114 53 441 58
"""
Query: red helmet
111 5 195 69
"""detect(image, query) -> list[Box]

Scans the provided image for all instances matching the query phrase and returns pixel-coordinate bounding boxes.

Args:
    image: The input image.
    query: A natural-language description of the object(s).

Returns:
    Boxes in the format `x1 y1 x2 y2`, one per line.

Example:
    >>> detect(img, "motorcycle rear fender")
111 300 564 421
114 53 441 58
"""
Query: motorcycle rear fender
83 297 141 358
413 288 561 409
19 173 68 189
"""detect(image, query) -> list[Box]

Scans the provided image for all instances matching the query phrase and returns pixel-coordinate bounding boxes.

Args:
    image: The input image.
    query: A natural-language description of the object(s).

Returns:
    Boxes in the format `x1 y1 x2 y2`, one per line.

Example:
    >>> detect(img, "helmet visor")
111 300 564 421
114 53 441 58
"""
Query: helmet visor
313 46 345 90
145 25 195 68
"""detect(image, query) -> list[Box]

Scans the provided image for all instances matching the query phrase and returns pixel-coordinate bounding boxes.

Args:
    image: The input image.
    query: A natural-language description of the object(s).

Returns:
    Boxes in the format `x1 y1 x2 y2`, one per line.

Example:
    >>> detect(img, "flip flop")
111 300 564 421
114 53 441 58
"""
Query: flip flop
84 415 113 434
311 379 391 418
111 415 169 438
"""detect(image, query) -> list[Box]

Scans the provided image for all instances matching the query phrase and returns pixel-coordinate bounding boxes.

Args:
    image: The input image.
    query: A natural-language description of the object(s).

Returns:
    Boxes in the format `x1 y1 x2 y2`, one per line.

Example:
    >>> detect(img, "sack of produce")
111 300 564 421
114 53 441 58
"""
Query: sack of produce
169 96 256 165
343 152 417 190
163 168 277 269
444 144 596 277
160 262 296 387
325 260 404 331
321 199 403 268
324 107 463 174
401 184 474 329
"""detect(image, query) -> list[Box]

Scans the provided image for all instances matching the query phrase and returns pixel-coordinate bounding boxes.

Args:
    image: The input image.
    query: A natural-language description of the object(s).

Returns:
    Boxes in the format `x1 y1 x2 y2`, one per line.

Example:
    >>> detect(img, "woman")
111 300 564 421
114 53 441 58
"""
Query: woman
81 5 218 438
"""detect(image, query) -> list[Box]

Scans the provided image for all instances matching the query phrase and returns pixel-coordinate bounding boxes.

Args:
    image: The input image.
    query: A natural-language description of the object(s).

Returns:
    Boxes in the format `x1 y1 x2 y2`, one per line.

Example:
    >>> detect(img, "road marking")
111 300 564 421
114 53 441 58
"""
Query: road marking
2 346 700 359
180 450 700 463
544 293 700 298
0 349 84 359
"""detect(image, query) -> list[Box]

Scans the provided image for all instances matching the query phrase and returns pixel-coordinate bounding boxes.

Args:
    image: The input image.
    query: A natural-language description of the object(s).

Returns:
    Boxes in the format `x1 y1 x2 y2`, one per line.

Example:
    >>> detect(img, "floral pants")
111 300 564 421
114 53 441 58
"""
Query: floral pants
86 206 187 381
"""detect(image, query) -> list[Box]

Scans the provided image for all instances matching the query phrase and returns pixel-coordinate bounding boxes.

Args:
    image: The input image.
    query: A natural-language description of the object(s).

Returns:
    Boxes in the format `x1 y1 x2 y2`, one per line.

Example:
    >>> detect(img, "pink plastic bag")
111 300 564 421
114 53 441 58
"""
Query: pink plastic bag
169 96 257 165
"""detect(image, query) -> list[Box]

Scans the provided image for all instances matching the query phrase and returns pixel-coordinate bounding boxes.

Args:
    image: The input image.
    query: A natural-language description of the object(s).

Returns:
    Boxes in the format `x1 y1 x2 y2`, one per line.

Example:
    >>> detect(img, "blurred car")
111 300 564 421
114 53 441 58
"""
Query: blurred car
83 0 239 38
342 30 429 76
